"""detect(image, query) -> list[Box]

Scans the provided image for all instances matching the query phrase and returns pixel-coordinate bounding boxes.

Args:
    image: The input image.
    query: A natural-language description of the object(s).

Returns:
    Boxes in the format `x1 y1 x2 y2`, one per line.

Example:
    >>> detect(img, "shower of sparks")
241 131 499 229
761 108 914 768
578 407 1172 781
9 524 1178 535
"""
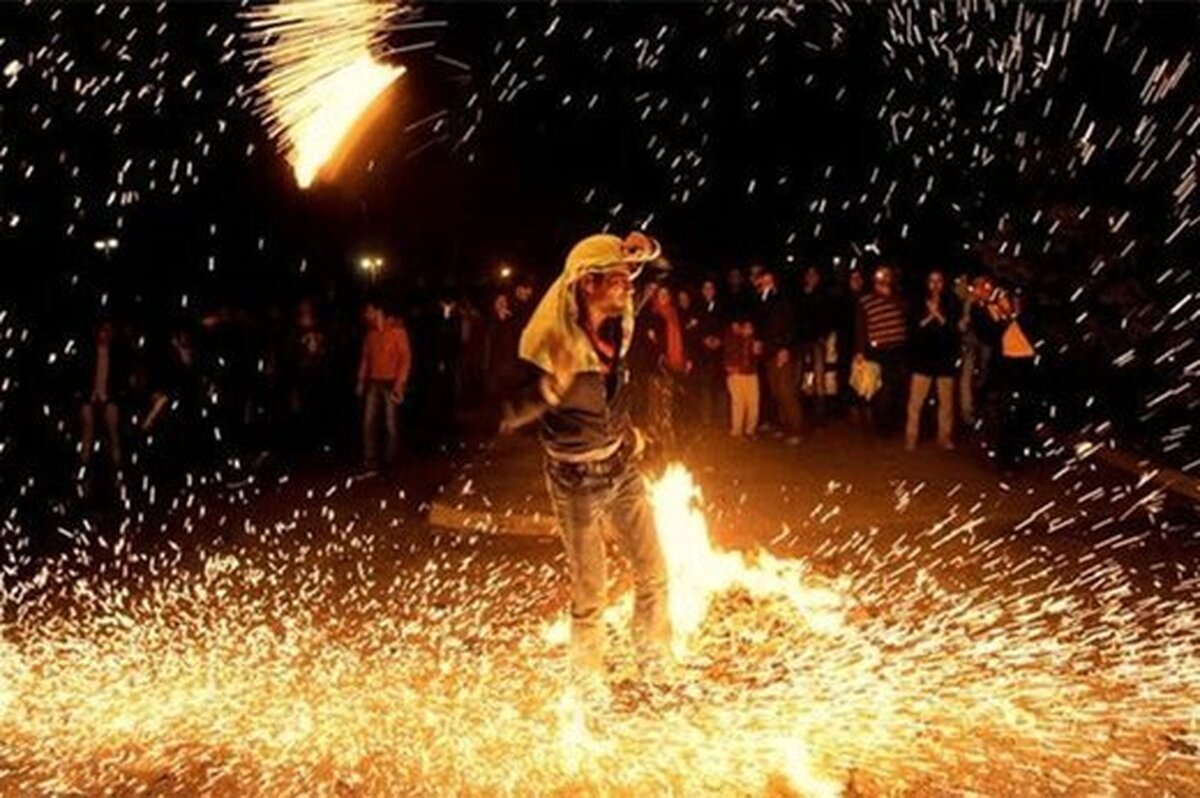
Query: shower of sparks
242 0 407 188
0 464 1196 795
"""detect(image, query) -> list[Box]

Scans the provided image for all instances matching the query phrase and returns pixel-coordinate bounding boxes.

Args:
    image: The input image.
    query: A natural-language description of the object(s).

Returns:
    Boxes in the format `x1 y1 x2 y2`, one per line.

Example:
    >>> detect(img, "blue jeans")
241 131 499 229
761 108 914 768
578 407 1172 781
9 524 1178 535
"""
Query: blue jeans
362 380 400 466
545 449 671 676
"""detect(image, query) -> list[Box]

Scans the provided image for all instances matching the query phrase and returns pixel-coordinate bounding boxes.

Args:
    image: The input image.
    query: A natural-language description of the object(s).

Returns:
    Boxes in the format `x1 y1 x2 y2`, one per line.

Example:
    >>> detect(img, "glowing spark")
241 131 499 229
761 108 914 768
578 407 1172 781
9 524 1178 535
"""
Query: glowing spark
243 0 407 188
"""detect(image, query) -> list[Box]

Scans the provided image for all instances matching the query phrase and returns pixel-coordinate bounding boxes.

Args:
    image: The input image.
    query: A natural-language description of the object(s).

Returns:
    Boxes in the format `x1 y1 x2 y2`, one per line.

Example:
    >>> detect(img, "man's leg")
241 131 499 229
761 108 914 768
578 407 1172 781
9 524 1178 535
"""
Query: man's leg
79 402 96 465
775 359 803 436
882 351 906 436
384 391 400 465
103 402 122 467
746 375 760 434
610 463 671 669
727 375 742 435
546 471 609 678
905 373 932 449
936 376 955 447
363 383 381 466
959 340 976 425
698 376 714 428
810 339 827 421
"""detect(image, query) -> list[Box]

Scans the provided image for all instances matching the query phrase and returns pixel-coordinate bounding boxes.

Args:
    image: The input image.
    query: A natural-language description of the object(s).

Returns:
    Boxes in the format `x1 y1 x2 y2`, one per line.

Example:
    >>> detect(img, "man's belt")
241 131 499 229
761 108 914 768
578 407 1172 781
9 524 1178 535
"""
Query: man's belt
544 438 624 465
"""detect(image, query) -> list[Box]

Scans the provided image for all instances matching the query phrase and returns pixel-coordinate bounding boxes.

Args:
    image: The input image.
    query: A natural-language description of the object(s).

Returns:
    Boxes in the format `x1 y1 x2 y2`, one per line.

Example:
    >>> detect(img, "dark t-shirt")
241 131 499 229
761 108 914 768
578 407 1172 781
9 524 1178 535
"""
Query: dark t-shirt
507 316 633 459
909 296 961 376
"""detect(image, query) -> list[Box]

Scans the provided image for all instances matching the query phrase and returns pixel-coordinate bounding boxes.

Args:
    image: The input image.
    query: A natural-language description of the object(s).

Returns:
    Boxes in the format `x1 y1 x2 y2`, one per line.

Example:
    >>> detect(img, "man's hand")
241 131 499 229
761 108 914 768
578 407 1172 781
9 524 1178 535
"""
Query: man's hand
498 404 518 436
775 349 790 368
630 426 648 459
389 386 404 405
355 380 366 399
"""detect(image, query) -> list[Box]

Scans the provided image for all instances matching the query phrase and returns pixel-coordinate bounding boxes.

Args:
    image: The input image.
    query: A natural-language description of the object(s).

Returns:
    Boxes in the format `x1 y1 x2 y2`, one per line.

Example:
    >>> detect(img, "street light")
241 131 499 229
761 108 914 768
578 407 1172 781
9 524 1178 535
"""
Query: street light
358 254 385 283
93 237 119 260
498 263 514 281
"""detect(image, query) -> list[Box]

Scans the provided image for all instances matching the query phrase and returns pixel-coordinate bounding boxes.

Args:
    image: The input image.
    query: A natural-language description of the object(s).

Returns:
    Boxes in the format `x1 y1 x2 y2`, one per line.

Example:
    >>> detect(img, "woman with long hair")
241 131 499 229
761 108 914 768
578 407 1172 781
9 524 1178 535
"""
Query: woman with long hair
640 285 687 450
905 269 961 450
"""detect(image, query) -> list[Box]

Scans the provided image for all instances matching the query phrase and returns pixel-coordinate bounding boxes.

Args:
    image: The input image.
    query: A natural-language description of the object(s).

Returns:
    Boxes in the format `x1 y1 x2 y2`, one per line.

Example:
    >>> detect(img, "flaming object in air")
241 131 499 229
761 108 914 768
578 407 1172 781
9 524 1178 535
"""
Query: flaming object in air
242 0 406 188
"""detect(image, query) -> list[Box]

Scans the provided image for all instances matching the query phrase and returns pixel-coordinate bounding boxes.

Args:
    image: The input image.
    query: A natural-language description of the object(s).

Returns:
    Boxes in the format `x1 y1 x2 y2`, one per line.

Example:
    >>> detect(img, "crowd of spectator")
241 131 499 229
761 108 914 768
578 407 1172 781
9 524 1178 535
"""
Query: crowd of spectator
64 258 1044 504
622 262 1042 475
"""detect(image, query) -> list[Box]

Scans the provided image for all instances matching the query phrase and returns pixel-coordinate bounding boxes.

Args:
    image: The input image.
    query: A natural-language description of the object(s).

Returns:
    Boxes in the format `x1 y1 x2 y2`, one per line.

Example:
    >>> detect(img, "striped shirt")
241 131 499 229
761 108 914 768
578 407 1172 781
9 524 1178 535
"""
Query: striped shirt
856 294 908 353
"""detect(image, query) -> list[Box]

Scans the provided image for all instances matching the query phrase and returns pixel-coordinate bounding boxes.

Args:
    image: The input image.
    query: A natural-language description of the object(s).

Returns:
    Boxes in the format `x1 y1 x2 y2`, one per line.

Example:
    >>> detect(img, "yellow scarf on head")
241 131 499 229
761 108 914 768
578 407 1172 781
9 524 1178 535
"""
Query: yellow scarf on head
518 233 658 376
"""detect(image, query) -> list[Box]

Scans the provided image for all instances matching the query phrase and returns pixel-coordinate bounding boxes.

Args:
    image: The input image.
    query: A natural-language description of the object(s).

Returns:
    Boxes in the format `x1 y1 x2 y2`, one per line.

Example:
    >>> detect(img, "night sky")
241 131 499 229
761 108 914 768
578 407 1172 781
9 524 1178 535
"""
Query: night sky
0 1 1198 467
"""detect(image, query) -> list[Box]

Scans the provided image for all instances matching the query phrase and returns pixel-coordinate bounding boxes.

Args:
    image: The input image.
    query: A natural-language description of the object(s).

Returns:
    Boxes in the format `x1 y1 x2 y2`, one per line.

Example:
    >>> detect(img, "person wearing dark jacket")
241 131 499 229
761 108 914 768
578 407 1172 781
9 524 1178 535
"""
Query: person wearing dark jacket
905 270 960 450
725 267 752 322
693 279 726 427
756 269 803 443
77 319 131 475
637 286 687 450
142 322 206 474
483 292 522 400
499 232 672 698
795 265 833 422
834 267 866 419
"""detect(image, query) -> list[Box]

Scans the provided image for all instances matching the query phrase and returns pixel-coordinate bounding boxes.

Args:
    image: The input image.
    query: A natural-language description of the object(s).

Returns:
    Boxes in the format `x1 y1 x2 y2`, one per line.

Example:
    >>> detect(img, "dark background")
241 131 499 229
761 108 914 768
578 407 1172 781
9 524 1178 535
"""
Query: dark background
0 2 1197 483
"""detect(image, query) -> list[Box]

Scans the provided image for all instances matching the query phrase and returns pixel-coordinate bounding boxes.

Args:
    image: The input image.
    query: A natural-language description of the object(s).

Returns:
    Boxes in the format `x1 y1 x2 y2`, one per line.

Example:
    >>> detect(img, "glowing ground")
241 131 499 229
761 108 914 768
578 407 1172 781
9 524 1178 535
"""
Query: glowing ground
0 439 1196 795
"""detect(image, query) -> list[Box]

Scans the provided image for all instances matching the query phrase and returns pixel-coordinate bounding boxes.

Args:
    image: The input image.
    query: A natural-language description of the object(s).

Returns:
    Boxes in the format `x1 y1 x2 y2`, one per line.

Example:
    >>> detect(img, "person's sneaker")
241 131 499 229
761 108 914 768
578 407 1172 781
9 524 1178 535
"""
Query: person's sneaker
785 435 803 446
938 440 956 451
904 441 917 452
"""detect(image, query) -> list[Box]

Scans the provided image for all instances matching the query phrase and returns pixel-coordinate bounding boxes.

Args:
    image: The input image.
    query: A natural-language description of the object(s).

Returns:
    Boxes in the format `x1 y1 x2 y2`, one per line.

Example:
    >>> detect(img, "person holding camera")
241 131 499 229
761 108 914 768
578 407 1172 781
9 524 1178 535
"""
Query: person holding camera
972 276 1040 471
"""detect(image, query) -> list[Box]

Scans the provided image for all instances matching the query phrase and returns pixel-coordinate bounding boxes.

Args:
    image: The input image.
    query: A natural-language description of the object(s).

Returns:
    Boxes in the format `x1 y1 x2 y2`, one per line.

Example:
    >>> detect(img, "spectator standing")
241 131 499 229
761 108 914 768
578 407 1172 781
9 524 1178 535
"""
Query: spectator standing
285 298 330 454
955 274 988 427
677 287 700 423
640 286 687 450
726 266 751 320
755 269 803 444
457 293 487 409
430 294 463 435
905 270 960 451
693 279 726 428
855 266 908 435
724 316 760 437
357 298 412 469
973 277 1040 471
795 264 833 423
483 292 522 400
511 278 536 330
143 322 205 474
77 319 130 480
834 268 866 420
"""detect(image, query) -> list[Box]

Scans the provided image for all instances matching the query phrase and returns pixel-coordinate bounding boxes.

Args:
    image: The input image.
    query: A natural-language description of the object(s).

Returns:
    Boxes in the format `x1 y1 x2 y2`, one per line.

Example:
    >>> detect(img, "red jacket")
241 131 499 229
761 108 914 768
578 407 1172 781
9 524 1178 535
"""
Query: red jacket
723 329 759 375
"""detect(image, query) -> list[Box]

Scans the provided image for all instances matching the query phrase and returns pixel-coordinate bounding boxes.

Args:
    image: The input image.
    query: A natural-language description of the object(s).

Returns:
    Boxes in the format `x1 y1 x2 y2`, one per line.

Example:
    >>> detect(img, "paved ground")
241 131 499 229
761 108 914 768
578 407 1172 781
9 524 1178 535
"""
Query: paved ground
2 421 1196 795
428 420 1199 578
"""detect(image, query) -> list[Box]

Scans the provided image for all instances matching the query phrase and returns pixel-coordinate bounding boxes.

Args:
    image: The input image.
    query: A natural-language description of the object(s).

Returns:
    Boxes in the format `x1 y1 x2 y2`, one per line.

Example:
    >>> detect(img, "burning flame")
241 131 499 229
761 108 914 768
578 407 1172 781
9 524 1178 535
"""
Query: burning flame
545 463 850 657
285 56 403 189
651 463 849 653
243 1 406 189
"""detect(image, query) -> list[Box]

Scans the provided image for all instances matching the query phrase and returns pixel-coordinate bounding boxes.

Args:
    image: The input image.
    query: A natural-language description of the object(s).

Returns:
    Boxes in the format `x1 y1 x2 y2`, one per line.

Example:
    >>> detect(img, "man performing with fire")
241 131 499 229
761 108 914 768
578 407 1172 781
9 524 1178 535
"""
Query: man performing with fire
500 231 673 698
